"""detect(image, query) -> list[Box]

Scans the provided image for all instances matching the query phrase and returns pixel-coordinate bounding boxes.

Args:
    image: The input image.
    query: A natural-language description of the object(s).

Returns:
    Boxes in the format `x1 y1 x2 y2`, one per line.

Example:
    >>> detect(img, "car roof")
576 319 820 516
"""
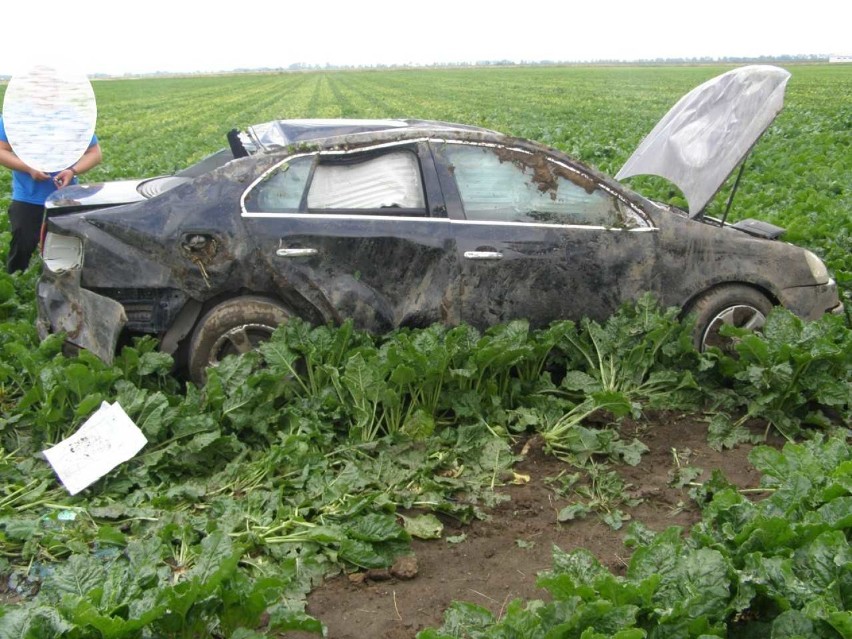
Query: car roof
241 119 503 152
232 118 660 222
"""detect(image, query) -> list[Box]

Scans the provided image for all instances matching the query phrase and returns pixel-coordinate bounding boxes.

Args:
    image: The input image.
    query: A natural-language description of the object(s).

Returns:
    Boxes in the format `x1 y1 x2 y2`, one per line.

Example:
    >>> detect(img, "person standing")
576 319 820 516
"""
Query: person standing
0 115 101 273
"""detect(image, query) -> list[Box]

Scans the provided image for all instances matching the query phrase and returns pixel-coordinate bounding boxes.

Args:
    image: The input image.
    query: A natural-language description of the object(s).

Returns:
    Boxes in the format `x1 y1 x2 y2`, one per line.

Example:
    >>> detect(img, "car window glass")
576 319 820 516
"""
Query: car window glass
444 144 623 226
244 156 313 212
308 151 425 210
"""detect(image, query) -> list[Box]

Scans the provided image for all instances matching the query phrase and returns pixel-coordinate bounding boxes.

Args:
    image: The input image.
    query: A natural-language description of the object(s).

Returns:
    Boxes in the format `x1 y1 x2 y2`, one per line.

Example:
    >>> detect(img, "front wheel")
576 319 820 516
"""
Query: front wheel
688 285 773 353
187 296 290 384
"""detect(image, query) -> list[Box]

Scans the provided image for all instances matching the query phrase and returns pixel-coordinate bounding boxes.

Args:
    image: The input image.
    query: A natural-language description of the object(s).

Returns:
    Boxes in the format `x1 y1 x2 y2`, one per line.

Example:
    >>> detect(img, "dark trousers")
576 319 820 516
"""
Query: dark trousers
6 200 44 274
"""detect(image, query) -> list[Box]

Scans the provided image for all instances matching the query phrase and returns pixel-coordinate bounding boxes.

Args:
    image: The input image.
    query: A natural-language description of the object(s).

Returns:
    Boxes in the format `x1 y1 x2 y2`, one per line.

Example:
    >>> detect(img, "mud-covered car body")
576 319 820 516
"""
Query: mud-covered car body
37 68 843 382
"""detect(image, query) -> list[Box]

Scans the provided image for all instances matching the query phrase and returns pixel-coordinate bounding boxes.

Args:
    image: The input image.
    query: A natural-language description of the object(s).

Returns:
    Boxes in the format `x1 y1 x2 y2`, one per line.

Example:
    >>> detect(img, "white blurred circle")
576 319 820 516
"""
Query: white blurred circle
3 64 97 173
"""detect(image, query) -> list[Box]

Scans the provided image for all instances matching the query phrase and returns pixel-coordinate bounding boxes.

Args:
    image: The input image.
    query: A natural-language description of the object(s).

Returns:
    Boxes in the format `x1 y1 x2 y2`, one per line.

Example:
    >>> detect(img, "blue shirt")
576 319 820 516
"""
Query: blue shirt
0 116 98 205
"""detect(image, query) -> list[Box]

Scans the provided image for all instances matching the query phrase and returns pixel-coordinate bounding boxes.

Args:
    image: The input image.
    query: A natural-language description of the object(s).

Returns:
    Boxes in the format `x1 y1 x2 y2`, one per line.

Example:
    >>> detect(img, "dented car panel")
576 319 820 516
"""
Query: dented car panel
36 269 127 363
777 282 845 321
246 217 460 330
429 139 660 328
37 79 842 381
644 208 835 305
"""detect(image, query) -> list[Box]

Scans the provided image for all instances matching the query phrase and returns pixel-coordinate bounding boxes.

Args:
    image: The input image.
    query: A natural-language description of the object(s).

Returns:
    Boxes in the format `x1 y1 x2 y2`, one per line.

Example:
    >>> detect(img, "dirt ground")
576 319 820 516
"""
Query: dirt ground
292 412 778 638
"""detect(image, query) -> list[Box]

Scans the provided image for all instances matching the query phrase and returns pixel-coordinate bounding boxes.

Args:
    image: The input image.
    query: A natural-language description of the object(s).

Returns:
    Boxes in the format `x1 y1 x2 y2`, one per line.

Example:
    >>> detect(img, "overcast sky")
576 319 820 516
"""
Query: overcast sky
4 0 850 76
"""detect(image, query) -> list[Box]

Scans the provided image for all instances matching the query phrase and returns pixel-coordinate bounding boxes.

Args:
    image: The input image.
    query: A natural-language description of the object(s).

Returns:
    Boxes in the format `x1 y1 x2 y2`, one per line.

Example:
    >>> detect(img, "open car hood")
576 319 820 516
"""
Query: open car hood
615 65 791 218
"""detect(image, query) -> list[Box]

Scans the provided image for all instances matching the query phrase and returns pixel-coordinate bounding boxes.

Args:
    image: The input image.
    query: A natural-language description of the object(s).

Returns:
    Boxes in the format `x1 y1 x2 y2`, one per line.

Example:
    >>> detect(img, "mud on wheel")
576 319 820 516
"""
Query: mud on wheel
688 284 773 354
188 295 290 384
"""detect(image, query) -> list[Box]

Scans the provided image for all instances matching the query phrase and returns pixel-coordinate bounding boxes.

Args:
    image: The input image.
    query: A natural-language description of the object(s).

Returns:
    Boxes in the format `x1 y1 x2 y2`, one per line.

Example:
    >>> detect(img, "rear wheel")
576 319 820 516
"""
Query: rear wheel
689 285 773 353
188 296 290 384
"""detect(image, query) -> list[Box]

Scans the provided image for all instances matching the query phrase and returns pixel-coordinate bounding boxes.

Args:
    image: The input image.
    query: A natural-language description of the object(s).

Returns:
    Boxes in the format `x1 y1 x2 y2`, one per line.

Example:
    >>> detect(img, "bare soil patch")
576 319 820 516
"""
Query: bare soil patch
292 412 779 638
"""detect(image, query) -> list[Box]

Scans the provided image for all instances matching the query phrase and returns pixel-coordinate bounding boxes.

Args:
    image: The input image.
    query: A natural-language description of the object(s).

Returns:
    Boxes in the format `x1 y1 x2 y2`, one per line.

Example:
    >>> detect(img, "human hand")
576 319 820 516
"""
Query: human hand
29 168 51 181
53 169 75 188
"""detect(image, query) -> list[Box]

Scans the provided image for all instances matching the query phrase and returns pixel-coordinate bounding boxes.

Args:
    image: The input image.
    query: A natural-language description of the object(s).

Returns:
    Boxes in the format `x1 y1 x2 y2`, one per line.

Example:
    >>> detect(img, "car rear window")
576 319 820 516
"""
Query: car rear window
244 156 313 212
244 150 426 214
308 151 425 210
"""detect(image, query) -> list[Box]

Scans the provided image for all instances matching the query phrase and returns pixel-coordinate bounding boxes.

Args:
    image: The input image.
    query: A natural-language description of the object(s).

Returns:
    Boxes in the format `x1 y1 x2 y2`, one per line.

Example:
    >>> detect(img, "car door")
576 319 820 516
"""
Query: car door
240 141 460 332
431 140 659 329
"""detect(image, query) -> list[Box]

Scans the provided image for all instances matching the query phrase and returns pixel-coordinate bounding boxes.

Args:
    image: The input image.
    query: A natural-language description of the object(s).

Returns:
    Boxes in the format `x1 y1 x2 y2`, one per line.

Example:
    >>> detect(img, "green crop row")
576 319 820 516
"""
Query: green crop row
1 289 849 636
421 432 852 639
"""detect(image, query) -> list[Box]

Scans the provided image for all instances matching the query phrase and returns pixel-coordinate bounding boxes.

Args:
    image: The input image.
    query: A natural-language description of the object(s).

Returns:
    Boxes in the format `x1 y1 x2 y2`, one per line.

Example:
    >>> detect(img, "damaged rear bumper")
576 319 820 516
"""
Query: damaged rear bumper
36 269 127 364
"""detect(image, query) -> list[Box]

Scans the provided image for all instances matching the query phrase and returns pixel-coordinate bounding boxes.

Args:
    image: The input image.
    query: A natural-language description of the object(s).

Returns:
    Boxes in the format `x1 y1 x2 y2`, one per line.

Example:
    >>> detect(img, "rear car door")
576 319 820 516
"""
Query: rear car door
241 141 459 331
431 141 658 329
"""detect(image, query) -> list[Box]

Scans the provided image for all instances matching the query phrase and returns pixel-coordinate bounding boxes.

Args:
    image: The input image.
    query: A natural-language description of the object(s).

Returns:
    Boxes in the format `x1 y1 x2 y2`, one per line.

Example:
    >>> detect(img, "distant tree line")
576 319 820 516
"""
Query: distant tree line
281 53 830 72
0 54 836 81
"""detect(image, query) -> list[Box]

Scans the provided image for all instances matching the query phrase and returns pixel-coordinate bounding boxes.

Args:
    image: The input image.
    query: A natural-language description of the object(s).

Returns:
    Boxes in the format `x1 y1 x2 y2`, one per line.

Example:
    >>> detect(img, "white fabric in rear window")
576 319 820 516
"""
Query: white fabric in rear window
308 151 424 209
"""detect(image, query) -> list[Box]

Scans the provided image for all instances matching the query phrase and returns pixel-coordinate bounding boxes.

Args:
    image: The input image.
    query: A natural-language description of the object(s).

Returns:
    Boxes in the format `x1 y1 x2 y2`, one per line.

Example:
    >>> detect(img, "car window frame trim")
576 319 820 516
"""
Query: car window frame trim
241 139 438 218
241 137 657 233
430 139 654 229
241 210 656 233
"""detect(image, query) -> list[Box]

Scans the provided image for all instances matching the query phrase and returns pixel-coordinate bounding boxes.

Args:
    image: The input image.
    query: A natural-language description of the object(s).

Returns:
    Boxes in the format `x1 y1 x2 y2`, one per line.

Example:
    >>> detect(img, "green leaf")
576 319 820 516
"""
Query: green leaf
770 609 818 638
551 546 612 585
338 538 387 569
435 601 495 636
346 513 409 543
0 605 71 639
401 410 436 439
96 525 128 548
557 503 590 522
562 370 601 393
793 530 850 595
401 514 443 540
817 497 852 529
73 393 105 420
42 554 105 600
187 530 242 587
826 611 852 637
266 604 324 634
70 598 165 639
136 350 174 377
707 413 754 451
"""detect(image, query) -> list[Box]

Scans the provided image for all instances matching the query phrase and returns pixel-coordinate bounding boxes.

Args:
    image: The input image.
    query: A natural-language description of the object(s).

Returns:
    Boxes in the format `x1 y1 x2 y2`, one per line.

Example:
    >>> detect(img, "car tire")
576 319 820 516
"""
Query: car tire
188 295 290 384
689 285 773 353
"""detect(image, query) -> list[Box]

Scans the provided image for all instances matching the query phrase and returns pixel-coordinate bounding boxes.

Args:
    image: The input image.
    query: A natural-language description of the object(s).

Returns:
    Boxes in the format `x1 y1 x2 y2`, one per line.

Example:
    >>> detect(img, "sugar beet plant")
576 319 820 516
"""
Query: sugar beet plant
1 278 849 636
706 307 852 444
419 432 851 639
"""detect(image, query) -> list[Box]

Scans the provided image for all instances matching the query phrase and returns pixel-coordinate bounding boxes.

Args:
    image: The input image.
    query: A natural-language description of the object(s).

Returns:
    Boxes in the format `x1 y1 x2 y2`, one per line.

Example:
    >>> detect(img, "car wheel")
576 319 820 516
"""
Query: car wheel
188 296 290 384
689 285 773 353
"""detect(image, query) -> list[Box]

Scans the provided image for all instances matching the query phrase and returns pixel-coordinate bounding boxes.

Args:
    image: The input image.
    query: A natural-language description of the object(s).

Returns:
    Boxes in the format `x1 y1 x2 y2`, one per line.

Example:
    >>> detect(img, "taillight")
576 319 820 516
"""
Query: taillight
42 233 83 272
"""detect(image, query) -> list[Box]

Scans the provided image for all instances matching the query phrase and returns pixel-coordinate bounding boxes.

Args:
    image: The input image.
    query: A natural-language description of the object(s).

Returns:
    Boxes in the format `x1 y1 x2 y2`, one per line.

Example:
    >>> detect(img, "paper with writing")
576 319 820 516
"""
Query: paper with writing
43 402 147 495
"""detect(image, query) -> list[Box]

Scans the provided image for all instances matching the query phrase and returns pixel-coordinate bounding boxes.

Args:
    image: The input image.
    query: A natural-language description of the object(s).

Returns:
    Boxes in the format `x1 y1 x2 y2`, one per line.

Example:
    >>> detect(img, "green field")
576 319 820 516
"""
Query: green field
0 66 850 638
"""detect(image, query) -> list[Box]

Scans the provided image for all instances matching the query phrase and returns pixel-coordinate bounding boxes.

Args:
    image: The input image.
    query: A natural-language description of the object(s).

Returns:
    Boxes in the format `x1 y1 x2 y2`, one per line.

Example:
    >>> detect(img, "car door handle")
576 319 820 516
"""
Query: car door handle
276 248 318 257
464 250 503 260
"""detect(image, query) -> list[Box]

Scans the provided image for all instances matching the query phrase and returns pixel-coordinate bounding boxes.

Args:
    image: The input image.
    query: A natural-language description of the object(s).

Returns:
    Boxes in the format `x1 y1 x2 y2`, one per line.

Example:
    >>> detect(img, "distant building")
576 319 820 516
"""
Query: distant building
829 55 852 63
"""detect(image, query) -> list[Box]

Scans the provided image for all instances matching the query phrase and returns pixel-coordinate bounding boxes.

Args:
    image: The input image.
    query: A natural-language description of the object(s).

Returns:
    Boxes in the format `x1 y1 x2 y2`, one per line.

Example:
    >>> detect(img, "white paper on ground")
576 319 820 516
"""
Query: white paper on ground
42 401 147 495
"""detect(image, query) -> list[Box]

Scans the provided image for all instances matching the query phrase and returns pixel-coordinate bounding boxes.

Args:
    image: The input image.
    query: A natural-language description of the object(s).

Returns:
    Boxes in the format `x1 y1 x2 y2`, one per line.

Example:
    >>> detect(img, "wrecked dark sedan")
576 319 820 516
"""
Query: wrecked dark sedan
37 66 843 383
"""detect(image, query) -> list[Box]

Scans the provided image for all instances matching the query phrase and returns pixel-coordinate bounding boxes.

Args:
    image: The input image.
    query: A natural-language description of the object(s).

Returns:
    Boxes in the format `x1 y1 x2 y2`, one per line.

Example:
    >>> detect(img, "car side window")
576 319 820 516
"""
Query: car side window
444 144 624 226
244 155 313 212
307 150 425 211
